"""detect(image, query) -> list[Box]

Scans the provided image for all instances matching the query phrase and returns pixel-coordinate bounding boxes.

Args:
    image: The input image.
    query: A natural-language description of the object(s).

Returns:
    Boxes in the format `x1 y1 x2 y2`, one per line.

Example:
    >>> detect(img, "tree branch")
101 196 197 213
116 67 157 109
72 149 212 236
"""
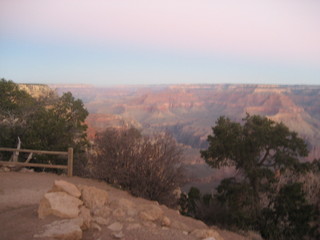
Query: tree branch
258 147 270 166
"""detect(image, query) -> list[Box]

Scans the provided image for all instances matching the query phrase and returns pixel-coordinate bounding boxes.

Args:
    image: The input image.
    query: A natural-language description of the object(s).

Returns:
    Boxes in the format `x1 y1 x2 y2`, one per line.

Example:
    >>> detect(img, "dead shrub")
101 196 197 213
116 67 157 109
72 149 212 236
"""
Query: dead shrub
92 127 185 207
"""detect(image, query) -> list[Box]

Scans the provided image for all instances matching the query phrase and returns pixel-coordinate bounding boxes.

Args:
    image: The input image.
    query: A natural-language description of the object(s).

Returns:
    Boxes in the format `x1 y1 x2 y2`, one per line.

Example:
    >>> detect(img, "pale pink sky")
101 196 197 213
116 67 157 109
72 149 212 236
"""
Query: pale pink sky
0 0 319 85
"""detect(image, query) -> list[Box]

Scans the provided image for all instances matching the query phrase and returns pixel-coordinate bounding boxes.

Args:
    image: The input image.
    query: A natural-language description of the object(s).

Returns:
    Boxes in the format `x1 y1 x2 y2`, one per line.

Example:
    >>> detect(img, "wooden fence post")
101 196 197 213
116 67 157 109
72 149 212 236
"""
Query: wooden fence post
0 147 72 173
67 147 74 177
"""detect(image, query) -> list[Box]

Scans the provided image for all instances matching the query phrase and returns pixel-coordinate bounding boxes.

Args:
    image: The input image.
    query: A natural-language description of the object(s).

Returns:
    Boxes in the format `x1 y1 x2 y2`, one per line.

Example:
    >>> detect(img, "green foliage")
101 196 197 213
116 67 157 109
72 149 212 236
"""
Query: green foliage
188 186 201 200
201 114 308 173
0 79 37 149
22 92 88 152
260 183 316 240
178 192 189 215
202 193 212 207
215 178 256 229
0 79 88 169
179 187 201 217
186 187 201 216
0 78 35 116
199 114 318 239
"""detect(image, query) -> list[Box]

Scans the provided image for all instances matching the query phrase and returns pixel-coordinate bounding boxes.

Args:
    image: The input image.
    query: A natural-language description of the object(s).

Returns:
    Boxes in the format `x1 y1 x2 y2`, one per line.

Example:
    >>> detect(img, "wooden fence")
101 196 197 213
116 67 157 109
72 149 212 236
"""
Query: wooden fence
0 147 74 177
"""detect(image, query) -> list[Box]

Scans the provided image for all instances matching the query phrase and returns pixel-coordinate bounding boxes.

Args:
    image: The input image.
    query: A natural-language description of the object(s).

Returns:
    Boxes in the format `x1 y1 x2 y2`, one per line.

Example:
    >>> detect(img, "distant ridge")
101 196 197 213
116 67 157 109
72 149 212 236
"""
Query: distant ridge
49 84 94 89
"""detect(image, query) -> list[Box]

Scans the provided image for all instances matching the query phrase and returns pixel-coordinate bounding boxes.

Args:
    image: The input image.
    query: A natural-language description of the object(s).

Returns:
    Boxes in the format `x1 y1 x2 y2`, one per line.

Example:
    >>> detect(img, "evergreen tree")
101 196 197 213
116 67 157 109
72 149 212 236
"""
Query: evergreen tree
0 79 88 168
201 114 317 238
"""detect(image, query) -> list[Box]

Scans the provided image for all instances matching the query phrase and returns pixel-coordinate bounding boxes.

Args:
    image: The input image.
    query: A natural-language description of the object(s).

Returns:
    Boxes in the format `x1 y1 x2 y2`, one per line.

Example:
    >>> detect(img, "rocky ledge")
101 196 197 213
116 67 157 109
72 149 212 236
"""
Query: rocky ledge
34 180 223 240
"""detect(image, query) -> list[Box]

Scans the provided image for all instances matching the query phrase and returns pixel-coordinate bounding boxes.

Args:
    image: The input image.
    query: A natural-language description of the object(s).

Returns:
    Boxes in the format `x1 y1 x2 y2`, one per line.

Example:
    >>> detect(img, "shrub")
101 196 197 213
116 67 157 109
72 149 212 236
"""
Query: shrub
93 127 185 207
259 183 316 240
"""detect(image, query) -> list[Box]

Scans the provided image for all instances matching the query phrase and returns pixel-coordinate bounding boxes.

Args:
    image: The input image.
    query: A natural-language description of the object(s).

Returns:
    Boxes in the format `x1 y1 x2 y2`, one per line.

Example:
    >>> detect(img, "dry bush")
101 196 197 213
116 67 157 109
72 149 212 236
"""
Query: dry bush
300 171 320 208
92 127 185 207
276 164 320 209
274 163 320 239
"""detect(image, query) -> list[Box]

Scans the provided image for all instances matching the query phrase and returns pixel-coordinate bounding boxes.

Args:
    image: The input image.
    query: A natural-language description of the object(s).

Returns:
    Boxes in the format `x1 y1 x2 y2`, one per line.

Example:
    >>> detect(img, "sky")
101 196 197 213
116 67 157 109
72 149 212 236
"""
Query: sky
0 0 319 86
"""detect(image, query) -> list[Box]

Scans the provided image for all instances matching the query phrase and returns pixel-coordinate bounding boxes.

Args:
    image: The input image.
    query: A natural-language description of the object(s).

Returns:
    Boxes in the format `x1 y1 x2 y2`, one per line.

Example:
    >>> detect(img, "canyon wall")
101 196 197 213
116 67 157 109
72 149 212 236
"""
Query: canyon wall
50 84 320 191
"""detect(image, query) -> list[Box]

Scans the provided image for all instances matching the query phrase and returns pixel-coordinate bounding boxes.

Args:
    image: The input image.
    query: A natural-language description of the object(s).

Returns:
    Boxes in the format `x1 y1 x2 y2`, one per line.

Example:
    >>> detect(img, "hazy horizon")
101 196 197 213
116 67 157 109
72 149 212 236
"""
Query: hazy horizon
18 82 320 88
1 0 319 86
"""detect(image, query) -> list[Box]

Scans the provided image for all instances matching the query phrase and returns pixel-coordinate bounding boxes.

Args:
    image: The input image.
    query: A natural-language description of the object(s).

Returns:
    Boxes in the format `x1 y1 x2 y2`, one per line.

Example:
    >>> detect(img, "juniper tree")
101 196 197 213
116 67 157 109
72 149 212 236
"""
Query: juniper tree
201 114 316 237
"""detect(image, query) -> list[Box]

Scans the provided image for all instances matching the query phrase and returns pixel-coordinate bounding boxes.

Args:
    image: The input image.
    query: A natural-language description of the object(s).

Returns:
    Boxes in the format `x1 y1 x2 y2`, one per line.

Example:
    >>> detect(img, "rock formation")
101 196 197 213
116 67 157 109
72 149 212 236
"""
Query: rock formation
35 179 224 240
40 83 320 191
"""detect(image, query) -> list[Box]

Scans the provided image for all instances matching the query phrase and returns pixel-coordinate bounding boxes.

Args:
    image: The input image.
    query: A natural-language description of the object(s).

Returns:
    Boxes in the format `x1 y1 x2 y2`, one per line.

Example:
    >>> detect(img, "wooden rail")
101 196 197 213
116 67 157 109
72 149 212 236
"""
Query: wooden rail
0 147 74 177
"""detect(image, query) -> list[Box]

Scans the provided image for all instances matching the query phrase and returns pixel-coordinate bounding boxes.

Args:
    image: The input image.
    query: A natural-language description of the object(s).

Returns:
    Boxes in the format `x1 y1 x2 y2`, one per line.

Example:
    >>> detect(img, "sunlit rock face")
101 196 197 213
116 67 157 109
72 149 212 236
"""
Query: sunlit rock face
19 84 55 99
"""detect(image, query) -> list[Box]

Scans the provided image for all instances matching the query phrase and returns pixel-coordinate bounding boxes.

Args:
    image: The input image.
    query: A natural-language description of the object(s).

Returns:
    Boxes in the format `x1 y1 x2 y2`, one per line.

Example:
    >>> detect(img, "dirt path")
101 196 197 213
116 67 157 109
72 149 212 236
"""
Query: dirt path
0 172 260 240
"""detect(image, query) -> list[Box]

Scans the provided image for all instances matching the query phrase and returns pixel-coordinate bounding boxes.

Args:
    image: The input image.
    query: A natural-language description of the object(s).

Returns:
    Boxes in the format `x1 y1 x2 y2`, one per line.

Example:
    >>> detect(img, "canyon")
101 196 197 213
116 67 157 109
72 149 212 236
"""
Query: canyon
31 84 320 192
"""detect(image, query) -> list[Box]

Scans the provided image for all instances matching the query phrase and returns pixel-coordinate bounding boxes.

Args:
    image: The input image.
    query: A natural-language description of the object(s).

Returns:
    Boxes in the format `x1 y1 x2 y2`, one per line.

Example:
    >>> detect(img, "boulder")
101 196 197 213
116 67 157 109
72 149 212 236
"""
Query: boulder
142 221 157 228
190 229 224 240
127 208 138 217
139 204 164 222
126 223 141 230
112 208 126 218
79 185 108 210
107 222 123 232
91 222 102 231
50 180 81 198
110 198 137 217
161 216 171 226
79 206 92 230
38 192 83 219
92 206 112 218
19 168 34 173
0 166 10 172
34 218 83 240
125 217 135 222
110 198 135 210
112 231 125 239
93 216 110 225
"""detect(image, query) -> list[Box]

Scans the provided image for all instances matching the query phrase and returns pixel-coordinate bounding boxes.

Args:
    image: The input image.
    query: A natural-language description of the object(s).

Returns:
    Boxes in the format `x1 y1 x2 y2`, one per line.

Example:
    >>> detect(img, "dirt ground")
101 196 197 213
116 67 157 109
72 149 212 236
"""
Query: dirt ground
0 172 261 240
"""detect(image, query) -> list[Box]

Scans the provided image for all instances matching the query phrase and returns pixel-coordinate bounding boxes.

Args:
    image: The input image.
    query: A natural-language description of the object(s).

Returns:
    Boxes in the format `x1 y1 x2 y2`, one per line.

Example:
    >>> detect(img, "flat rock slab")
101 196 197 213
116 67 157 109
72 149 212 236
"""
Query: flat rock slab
34 218 83 240
108 222 123 232
79 185 108 210
50 180 81 198
38 192 83 219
